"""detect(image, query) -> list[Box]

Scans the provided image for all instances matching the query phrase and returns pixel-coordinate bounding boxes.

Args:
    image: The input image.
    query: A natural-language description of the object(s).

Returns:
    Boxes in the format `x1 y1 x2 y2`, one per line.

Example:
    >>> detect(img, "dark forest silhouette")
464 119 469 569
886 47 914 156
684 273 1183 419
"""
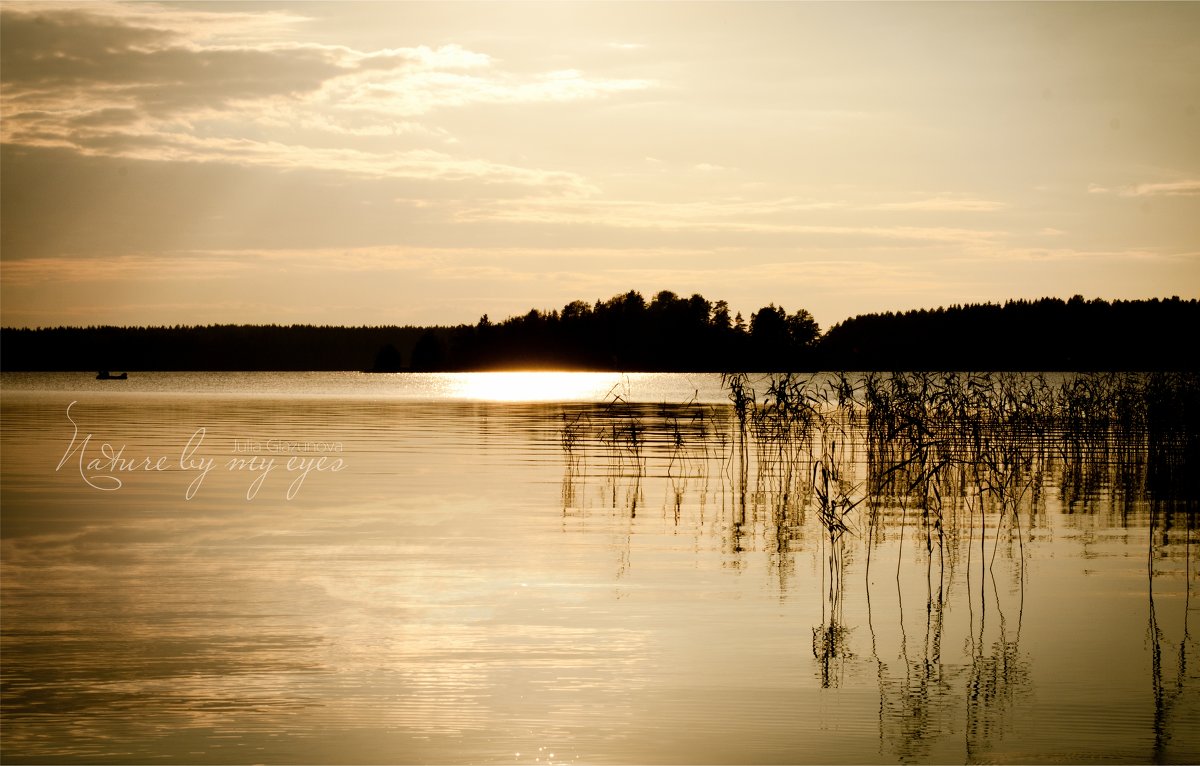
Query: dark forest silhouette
1 292 1196 372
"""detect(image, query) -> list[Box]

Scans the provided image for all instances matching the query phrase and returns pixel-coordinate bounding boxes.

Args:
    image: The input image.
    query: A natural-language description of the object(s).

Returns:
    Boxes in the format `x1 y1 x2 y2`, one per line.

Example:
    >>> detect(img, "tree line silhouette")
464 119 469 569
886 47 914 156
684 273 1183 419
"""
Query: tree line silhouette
1 292 1195 372
821 295 1199 371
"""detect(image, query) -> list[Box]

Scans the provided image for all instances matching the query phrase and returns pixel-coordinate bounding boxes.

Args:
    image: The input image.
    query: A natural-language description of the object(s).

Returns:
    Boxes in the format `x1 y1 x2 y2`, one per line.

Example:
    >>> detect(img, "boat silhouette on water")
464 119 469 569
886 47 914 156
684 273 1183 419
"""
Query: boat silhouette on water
96 371 128 380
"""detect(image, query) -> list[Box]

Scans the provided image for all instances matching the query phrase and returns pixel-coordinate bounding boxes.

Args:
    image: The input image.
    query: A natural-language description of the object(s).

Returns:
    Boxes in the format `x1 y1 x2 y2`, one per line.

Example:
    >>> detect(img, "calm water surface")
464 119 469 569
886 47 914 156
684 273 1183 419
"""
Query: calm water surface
1 372 1196 764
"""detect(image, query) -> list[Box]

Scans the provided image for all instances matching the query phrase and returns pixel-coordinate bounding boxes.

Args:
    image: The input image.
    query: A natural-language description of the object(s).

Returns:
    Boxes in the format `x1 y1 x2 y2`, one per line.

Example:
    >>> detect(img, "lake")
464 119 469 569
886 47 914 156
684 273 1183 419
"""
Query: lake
1 371 1197 764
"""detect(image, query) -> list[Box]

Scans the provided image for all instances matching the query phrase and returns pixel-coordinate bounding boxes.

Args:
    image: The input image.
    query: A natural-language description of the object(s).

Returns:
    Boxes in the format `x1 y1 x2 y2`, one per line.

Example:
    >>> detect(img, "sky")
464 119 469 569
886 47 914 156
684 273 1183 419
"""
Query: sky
1 1 1198 330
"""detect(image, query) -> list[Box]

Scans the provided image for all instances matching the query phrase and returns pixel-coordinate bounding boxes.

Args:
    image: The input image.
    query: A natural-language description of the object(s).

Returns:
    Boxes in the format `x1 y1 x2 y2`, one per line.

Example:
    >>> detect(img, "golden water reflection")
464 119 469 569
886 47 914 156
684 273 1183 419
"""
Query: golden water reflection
1 372 1197 763
446 371 628 402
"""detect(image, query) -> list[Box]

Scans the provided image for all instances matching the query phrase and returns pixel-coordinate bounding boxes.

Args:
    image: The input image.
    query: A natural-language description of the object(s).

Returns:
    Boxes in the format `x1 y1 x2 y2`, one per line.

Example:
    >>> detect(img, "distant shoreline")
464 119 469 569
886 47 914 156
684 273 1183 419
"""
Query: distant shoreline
3 294 1197 373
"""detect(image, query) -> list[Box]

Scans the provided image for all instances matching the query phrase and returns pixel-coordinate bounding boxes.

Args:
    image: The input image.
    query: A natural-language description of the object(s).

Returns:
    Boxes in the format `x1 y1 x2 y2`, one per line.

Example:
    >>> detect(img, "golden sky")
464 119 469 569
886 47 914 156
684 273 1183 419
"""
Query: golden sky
2 1 1197 329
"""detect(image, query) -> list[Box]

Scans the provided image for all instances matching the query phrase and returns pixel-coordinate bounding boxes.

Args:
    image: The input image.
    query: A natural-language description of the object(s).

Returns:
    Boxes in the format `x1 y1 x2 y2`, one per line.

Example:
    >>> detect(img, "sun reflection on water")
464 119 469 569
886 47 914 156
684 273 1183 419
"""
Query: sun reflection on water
447 372 625 403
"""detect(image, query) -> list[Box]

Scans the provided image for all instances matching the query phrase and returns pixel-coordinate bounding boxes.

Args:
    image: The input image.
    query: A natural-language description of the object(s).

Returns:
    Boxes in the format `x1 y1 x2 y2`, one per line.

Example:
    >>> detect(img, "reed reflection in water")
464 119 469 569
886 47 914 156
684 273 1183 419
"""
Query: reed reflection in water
1 371 1197 763
558 372 1198 763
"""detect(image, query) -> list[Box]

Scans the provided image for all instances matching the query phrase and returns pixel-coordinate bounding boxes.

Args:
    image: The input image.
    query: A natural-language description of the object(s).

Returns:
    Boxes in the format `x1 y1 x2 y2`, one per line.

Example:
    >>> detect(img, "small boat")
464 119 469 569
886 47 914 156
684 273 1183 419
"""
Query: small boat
96 371 128 380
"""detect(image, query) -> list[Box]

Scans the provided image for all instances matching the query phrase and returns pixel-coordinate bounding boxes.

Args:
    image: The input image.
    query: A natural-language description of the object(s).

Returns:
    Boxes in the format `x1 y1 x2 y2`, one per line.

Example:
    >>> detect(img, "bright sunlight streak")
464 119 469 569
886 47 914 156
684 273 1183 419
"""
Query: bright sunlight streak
448 372 624 402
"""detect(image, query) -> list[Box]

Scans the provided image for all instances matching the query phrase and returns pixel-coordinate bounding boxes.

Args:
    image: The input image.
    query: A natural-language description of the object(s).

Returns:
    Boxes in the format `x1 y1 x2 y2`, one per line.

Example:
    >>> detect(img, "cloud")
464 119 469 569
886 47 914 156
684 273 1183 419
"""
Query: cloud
1087 179 1200 197
357 44 493 73
0 253 258 286
4 0 316 44
67 108 143 128
345 67 652 118
0 4 652 186
463 196 1002 245
1121 180 1200 197
0 9 347 111
0 246 722 286
872 196 1007 212
957 246 1187 263
61 132 596 190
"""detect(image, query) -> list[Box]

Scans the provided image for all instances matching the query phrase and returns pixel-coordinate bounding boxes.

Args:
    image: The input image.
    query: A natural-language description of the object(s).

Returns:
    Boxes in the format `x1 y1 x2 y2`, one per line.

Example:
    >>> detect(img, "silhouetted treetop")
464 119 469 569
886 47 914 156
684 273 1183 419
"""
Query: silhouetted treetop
1 293 1195 372
819 296 1198 371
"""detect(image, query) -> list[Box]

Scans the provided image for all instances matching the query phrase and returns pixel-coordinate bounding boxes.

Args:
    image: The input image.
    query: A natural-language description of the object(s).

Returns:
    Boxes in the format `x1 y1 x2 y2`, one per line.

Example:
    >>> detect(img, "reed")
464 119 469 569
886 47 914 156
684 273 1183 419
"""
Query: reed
555 369 1198 574
551 369 1196 757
